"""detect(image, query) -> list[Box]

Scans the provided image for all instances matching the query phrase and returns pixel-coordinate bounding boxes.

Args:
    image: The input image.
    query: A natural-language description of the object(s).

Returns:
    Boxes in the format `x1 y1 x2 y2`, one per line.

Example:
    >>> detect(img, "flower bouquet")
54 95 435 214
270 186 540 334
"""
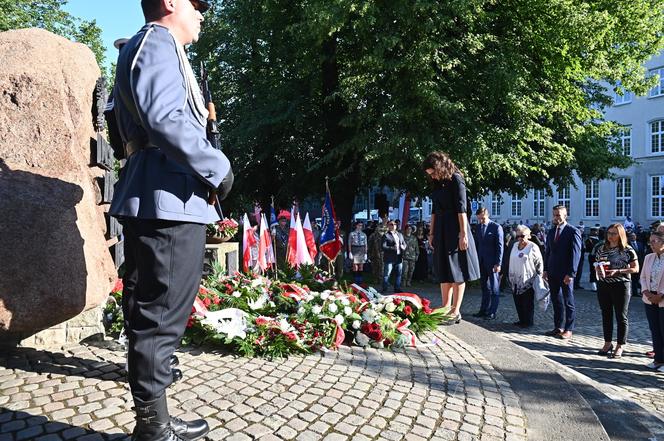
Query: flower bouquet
206 218 239 243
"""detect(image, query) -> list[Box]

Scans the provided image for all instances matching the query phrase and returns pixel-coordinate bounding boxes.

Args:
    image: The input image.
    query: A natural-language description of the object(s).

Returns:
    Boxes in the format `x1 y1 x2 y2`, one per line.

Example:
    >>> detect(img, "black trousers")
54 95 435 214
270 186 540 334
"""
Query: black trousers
513 288 534 327
596 280 630 345
121 218 205 402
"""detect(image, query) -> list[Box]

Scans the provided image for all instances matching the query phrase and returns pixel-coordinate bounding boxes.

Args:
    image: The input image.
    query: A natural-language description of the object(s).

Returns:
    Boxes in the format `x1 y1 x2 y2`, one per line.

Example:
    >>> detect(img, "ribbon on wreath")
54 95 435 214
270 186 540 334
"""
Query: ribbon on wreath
280 283 309 301
384 293 424 310
397 319 418 347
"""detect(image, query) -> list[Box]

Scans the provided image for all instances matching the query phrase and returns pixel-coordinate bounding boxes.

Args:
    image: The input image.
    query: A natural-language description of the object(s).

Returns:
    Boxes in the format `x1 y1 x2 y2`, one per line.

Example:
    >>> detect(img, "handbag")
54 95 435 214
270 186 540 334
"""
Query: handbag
533 274 550 311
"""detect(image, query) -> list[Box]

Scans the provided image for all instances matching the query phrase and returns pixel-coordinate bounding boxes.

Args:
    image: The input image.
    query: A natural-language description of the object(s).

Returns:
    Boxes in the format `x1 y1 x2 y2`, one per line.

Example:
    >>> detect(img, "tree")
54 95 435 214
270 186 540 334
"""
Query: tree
0 0 106 74
194 0 664 228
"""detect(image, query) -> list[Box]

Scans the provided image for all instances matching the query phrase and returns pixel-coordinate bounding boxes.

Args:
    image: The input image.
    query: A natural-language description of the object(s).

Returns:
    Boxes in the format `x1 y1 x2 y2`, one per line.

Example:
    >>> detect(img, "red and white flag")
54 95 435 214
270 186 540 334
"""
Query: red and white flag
286 207 298 266
257 213 275 271
294 213 314 267
302 213 318 261
242 214 257 273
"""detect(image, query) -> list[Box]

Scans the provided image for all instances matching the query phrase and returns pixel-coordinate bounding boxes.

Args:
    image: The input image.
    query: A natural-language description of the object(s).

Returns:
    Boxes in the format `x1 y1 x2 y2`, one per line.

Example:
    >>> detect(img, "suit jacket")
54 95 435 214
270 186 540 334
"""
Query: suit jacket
109 24 232 224
382 231 407 264
640 253 664 307
473 221 504 268
544 223 582 279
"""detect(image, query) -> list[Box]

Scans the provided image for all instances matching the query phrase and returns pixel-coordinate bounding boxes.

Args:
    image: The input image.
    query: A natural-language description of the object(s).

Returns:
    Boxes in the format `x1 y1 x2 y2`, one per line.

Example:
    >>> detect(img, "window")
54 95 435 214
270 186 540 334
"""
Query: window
619 127 631 156
491 194 501 217
584 180 600 218
511 194 522 217
649 67 664 97
614 86 632 105
651 120 664 154
652 175 664 218
615 178 632 218
557 185 571 214
533 190 545 218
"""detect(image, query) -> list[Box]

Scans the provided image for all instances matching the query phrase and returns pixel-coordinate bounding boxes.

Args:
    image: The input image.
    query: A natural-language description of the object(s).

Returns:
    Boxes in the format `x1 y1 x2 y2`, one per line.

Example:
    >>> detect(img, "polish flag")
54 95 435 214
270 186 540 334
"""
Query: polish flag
242 214 257 273
302 213 317 261
257 213 275 271
286 207 298 266
294 213 314 267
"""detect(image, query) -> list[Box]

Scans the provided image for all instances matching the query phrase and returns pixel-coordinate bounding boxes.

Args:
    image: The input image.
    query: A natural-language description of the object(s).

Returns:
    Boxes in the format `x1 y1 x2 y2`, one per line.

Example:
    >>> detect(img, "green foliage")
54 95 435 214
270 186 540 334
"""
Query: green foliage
0 0 107 75
194 0 664 209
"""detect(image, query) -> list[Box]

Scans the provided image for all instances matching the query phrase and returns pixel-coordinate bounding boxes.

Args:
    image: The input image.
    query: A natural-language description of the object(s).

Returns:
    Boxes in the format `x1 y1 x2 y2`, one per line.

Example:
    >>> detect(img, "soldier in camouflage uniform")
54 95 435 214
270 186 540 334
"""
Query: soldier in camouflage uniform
369 220 388 282
402 225 420 287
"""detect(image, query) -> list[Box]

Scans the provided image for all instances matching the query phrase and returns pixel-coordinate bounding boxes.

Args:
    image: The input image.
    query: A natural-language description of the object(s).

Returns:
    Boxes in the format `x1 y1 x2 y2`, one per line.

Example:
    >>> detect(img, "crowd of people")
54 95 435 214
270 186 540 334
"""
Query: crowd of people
421 150 664 375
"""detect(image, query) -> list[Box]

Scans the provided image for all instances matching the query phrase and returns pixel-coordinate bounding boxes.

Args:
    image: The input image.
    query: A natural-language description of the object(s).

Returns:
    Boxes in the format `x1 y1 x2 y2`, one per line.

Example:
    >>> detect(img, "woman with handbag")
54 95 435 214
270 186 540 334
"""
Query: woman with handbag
506 225 543 328
594 223 639 358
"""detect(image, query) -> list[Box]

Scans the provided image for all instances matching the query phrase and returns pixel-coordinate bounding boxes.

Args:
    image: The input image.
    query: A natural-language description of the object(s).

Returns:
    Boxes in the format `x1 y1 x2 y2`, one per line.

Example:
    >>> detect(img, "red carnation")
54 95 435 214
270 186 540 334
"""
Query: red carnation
213 296 221 305
404 305 413 316
255 317 269 326
203 297 212 308
199 286 210 295
112 279 123 293
284 332 297 341
422 299 431 308
424 306 433 314
393 298 402 306
186 317 195 328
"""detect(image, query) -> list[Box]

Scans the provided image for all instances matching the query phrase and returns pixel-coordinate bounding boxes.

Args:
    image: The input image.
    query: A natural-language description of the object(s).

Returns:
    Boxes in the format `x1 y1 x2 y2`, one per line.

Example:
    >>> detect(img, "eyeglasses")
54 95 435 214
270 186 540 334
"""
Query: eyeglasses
515 234 525 239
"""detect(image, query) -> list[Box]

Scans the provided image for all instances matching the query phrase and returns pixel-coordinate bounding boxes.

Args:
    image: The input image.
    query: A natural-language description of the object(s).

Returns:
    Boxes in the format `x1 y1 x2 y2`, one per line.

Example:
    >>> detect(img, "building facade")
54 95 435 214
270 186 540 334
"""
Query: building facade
477 52 664 230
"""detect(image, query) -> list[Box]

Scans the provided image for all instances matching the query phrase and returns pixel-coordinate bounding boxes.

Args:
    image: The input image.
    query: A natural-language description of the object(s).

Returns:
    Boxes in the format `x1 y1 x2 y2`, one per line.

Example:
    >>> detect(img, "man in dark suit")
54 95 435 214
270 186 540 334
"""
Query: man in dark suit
544 205 582 340
472 208 504 319
381 220 407 293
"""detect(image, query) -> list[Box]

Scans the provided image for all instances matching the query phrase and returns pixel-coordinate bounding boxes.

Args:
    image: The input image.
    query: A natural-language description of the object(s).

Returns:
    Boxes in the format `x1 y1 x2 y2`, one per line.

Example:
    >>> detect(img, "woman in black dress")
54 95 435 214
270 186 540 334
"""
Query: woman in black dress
423 151 480 323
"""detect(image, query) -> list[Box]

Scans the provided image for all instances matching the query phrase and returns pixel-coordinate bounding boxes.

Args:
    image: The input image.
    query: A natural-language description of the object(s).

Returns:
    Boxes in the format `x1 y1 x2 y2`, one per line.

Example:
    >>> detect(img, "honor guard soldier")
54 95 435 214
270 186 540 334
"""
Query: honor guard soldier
109 1 233 440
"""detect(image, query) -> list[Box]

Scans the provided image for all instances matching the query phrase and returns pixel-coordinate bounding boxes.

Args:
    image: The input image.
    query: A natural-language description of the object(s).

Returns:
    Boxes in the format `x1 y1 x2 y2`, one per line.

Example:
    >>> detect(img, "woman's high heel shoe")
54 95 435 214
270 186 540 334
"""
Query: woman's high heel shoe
597 344 614 356
611 346 624 359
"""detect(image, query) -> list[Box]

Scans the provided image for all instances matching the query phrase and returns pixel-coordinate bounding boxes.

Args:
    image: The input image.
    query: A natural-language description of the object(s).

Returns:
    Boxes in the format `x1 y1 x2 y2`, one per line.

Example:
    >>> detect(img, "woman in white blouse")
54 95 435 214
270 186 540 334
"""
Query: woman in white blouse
640 232 664 372
506 225 543 328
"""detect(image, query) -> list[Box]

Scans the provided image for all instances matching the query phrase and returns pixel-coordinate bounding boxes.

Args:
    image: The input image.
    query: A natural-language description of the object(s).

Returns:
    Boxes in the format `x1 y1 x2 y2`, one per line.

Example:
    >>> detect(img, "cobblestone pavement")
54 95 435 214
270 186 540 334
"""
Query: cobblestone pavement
0 328 527 441
412 282 664 421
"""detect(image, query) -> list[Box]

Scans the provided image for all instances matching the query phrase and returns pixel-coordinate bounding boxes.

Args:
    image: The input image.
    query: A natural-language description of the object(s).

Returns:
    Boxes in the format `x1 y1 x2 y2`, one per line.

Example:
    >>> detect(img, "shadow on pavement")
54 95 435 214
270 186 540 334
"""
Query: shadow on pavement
0 408 129 441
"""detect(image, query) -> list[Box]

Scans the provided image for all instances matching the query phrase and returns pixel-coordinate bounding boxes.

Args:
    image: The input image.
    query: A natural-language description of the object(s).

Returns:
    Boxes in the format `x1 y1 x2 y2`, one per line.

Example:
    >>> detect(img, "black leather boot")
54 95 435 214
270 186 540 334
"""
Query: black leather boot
132 395 183 441
171 368 183 384
169 416 209 441
170 355 179 367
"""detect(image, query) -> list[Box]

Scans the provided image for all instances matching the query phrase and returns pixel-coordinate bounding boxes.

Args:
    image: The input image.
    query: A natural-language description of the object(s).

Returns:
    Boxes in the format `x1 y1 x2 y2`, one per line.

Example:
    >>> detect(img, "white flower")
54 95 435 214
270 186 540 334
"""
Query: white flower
362 309 377 322
250 278 264 288
232 291 241 298
310 291 320 298
334 314 344 325
340 297 350 306
344 306 353 316
385 302 396 313
297 306 306 315
374 303 385 312
247 294 268 310
328 303 338 313
355 332 370 347
312 305 323 315
320 291 331 300
352 320 361 330
269 301 276 308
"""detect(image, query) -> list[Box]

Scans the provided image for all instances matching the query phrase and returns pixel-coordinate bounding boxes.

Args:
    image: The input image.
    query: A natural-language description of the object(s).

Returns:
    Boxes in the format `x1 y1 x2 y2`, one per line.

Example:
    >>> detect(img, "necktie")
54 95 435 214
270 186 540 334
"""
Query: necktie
554 226 561 242
481 224 486 238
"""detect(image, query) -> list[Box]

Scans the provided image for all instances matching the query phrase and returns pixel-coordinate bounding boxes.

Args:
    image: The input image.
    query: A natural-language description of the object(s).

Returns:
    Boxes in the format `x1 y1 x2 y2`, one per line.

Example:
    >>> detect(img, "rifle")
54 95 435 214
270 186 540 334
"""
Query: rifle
200 62 226 218
200 62 221 150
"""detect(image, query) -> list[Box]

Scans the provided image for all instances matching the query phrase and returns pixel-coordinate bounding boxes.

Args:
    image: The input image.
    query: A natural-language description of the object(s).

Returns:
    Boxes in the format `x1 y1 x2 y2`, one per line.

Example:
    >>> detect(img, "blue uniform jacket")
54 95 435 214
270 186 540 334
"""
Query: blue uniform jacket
473 221 504 268
544 223 582 279
109 24 231 224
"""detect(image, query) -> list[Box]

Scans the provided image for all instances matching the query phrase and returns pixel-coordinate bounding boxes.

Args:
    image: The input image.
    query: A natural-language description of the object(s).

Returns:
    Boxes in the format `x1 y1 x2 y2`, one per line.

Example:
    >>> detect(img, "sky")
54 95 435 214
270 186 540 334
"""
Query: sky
62 0 145 69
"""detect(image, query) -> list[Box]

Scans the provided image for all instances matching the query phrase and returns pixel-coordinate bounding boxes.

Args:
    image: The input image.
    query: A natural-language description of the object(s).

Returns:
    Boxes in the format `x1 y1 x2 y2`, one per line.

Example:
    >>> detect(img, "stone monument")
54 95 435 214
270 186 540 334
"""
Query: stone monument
0 28 116 346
